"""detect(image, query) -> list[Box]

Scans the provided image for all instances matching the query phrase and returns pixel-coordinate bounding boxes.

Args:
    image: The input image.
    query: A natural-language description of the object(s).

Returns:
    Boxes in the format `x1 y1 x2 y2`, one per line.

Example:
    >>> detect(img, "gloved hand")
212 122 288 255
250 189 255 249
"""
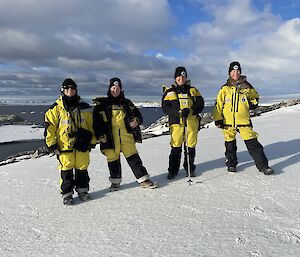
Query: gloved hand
90 144 96 149
99 135 107 143
49 144 60 155
214 120 224 129
53 149 60 156
181 108 190 118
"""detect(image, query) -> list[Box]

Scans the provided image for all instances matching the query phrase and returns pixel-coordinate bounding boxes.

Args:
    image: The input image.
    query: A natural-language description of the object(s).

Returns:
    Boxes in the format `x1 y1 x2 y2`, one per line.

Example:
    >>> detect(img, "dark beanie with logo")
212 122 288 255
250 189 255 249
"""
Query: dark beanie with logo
174 66 187 79
109 77 122 90
228 61 242 74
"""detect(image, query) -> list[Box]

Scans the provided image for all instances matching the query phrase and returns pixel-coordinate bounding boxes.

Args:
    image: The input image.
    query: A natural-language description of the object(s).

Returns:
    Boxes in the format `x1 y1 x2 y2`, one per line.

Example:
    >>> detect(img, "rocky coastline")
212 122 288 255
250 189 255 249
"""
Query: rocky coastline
1 99 299 165
141 98 300 138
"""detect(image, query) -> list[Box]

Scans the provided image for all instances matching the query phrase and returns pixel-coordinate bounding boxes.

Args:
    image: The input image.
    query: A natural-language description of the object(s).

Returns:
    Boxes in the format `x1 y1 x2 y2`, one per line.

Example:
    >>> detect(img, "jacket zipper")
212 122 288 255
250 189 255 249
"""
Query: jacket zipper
119 129 122 148
232 87 239 127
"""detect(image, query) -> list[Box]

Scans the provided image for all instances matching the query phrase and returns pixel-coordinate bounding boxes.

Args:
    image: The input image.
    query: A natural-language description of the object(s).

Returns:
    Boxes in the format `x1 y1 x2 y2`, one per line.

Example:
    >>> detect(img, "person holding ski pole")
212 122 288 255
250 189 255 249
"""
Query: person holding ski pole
93 77 157 191
162 67 204 179
213 61 274 175
44 78 96 205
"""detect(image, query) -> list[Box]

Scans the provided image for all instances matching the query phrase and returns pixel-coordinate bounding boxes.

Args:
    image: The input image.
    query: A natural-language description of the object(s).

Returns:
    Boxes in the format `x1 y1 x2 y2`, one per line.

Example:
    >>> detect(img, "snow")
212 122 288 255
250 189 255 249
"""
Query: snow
0 125 44 143
0 105 300 257
133 101 161 108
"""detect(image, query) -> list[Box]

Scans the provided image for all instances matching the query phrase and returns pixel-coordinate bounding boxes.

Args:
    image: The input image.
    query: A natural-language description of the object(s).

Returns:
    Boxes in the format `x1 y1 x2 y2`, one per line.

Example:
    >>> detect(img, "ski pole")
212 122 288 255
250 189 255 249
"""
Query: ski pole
183 116 192 185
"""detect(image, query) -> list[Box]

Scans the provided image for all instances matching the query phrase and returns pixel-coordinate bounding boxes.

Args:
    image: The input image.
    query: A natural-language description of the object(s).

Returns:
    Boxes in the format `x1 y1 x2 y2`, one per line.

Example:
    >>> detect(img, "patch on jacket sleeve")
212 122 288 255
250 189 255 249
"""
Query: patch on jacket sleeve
190 88 200 96
60 120 70 125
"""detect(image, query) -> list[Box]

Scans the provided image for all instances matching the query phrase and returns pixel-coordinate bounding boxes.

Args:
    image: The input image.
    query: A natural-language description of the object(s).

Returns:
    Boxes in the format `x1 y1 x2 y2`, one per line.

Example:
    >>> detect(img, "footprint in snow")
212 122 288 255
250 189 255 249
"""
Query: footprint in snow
253 206 264 213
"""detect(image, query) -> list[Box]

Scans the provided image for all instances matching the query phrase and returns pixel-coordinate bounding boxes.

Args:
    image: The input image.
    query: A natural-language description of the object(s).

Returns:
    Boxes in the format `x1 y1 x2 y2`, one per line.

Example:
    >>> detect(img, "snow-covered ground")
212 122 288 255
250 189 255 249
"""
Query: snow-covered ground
0 125 44 143
0 105 300 257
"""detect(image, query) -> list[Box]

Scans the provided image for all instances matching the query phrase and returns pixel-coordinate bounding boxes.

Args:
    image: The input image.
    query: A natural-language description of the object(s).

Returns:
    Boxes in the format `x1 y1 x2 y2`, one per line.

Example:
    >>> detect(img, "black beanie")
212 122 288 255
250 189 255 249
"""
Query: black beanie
228 61 241 74
109 77 122 89
174 66 187 79
61 78 77 89
61 78 77 93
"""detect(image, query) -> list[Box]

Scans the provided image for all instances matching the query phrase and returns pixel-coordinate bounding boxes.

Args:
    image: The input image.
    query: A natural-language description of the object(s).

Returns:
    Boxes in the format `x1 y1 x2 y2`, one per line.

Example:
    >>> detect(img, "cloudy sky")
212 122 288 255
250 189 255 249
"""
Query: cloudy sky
0 0 299 100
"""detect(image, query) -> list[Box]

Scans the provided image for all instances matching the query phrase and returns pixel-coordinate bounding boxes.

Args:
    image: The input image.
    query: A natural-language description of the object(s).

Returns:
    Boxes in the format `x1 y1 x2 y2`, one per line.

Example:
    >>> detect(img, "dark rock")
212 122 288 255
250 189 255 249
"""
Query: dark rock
0 114 24 125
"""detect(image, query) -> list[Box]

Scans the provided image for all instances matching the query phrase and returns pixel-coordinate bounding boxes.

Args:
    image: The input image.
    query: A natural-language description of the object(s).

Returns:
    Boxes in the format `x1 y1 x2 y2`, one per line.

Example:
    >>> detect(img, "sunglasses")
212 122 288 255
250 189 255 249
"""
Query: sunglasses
63 85 76 90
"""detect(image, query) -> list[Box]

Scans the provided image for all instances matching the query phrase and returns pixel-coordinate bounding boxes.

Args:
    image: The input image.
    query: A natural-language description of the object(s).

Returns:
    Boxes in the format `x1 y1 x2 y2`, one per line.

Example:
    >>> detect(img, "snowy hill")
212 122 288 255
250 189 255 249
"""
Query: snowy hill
0 105 300 257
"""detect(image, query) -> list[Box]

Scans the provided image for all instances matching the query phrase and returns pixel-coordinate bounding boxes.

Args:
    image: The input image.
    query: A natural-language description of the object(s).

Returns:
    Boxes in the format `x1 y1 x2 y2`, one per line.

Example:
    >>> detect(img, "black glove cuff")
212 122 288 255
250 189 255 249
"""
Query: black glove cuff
48 144 59 152
214 120 224 128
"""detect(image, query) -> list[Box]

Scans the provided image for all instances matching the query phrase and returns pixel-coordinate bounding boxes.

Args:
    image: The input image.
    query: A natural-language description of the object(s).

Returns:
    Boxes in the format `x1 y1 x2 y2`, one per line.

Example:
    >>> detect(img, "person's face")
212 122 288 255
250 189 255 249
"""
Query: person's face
63 85 77 97
110 84 121 97
175 75 187 86
230 69 241 81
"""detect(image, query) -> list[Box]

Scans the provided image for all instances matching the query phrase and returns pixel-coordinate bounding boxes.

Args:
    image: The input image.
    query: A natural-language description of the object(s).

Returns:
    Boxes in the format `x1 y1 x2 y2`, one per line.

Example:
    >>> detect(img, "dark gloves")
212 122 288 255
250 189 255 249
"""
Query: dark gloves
90 144 96 149
214 120 224 128
48 144 60 155
181 108 190 118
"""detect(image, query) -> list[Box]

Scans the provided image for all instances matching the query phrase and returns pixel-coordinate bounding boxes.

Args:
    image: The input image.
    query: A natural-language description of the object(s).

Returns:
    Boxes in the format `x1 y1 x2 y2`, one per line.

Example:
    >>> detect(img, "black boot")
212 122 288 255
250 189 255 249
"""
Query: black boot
183 147 196 177
259 167 274 175
167 147 182 179
227 166 237 172
225 140 238 170
63 195 74 205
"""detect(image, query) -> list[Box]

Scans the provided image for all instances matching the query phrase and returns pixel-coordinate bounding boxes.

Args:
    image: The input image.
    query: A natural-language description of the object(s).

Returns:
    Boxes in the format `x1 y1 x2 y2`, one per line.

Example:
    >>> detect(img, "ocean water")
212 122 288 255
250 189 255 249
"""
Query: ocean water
1 93 299 161
0 105 213 161
0 140 45 162
0 105 214 127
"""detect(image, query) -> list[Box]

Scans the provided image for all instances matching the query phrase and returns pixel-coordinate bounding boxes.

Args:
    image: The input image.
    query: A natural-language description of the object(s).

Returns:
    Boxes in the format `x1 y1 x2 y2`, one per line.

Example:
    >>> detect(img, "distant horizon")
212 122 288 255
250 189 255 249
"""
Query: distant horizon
1 93 300 107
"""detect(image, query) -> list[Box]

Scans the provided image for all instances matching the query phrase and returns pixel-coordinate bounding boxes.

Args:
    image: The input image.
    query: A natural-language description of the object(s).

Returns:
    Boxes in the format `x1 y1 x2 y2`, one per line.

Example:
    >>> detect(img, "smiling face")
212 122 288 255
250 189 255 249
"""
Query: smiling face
63 85 77 97
175 75 187 86
110 84 121 97
229 69 241 81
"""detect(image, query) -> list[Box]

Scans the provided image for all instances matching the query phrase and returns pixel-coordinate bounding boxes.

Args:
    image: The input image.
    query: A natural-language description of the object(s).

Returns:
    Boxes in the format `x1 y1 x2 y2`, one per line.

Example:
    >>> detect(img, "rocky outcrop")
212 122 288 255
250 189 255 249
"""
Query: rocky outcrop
250 99 300 116
0 147 50 166
142 99 300 138
0 115 25 125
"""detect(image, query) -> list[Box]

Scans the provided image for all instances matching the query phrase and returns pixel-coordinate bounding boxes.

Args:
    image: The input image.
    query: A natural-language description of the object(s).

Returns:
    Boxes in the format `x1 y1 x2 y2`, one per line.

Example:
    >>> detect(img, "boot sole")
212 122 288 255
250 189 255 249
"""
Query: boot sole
140 183 158 189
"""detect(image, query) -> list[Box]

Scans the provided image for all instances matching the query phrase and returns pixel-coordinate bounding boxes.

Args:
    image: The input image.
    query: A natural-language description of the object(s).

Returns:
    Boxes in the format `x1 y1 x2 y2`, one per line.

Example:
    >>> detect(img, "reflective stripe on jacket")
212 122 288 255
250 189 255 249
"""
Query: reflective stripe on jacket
213 77 259 127
162 81 204 126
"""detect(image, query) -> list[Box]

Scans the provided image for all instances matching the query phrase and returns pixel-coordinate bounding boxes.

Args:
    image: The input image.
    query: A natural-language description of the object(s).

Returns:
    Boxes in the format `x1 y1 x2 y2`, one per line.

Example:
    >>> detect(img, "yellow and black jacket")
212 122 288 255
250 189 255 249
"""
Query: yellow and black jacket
44 96 96 152
213 76 259 127
162 81 204 126
93 95 143 150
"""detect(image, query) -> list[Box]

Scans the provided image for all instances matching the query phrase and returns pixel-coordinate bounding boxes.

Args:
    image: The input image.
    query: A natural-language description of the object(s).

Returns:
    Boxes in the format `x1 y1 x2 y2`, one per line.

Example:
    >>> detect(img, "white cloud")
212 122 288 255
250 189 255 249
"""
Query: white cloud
170 0 300 96
0 0 299 98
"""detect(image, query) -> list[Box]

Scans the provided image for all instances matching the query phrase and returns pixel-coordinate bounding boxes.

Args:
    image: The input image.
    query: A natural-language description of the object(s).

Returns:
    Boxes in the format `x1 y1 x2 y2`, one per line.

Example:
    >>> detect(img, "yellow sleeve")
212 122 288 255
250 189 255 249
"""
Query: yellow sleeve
190 87 201 97
213 87 225 121
248 87 259 107
87 110 97 145
44 106 59 148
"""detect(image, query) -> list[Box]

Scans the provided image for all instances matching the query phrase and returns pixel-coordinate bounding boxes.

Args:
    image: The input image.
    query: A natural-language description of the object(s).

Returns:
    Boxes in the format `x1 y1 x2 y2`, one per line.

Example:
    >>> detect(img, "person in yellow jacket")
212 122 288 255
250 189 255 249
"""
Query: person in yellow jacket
93 78 157 191
162 67 204 179
44 78 96 205
213 61 274 175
